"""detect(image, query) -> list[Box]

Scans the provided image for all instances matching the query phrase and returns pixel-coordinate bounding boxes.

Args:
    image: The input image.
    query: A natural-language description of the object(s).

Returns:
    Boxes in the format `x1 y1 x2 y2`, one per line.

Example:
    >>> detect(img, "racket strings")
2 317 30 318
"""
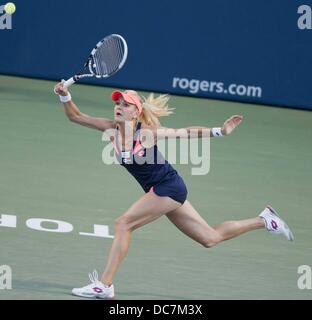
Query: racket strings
93 36 126 77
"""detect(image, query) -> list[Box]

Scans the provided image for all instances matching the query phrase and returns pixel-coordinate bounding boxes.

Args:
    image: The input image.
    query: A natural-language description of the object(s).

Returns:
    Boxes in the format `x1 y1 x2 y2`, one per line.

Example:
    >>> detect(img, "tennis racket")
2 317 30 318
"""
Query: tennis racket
59 34 128 90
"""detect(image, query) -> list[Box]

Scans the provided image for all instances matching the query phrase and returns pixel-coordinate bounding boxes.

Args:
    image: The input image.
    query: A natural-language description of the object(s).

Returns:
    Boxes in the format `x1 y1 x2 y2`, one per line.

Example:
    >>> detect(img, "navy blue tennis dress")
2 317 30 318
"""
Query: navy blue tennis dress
113 122 188 205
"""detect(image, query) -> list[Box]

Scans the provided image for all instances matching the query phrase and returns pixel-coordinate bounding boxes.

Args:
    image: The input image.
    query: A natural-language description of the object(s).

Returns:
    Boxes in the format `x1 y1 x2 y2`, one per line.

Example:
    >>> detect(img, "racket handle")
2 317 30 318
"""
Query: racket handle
63 77 76 89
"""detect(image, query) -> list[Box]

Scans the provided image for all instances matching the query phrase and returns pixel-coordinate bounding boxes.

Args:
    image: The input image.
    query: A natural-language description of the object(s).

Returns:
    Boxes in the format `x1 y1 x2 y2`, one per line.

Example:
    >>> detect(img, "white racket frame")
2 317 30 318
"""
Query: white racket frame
62 34 128 89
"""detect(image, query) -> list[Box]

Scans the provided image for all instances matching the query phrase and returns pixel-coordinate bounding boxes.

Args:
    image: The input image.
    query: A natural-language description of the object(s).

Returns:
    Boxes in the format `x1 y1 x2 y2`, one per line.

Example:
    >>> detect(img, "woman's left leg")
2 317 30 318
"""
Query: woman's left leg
166 200 265 247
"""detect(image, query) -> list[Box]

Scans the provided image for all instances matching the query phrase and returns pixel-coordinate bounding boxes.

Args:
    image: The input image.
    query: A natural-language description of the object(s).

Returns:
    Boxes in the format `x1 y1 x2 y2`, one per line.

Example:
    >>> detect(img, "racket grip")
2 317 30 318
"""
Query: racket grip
63 77 76 89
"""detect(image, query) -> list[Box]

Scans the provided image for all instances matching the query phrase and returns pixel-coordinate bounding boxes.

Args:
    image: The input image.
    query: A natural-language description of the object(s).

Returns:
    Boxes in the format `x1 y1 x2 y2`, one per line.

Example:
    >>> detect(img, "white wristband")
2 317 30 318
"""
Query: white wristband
212 127 223 137
59 93 72 103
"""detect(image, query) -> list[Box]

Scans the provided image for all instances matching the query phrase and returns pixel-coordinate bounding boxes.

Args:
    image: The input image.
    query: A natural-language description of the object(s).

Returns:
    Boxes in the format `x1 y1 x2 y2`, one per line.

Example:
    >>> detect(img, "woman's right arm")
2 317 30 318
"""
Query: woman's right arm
54 81 115 132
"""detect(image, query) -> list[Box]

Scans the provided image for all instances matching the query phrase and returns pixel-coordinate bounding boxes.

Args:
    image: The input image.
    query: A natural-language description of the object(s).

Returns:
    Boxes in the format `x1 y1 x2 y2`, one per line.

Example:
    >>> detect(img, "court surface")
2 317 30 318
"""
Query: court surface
0 75 311 300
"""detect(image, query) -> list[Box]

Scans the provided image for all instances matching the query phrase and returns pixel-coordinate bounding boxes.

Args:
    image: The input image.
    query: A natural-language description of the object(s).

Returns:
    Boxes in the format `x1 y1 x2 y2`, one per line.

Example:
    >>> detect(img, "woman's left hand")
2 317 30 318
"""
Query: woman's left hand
221 115 243 136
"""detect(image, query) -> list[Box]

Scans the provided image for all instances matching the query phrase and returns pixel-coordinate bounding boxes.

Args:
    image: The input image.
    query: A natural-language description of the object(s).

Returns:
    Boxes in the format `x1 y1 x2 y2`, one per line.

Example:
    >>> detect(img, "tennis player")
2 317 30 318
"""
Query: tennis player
54 81 294 299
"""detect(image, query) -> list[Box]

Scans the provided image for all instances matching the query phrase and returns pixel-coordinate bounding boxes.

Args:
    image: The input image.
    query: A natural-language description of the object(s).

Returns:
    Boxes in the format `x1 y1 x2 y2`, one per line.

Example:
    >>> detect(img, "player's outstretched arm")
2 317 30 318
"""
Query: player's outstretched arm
148 115 243 139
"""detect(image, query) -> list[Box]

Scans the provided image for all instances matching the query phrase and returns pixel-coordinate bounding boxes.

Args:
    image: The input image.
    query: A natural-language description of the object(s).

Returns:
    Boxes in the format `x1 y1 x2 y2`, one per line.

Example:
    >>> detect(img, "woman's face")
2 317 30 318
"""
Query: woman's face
114 97 138 123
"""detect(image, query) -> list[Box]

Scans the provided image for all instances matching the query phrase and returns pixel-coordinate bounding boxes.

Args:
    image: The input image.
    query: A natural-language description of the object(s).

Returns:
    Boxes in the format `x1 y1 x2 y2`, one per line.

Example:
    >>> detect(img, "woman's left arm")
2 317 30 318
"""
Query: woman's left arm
149 115 243 139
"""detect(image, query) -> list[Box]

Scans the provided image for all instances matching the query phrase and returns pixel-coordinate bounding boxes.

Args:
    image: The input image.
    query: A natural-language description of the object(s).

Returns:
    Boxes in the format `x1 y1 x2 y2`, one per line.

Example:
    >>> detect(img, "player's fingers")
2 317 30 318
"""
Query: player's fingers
232 116 243 124
54 84 61 94
54 83 66 95
231 115 243 120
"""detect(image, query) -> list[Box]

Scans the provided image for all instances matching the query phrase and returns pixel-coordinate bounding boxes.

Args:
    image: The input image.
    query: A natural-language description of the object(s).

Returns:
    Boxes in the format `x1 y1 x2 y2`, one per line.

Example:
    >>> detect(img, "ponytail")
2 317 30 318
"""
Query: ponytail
139 93 174 127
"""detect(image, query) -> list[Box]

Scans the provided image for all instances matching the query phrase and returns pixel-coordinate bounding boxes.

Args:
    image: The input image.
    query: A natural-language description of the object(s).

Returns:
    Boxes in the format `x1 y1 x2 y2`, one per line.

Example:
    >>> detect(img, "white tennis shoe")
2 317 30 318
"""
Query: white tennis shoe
259 205 294 241
72 270 114 299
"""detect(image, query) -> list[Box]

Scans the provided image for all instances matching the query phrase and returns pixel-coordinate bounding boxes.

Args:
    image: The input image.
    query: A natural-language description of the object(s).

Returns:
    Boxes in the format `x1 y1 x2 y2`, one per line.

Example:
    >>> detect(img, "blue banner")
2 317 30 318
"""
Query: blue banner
0 0 311 109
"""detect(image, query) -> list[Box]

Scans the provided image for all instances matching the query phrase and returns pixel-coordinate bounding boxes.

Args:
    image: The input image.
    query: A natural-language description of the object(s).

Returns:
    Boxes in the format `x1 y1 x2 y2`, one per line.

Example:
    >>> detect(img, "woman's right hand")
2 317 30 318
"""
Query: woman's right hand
54 80 69 96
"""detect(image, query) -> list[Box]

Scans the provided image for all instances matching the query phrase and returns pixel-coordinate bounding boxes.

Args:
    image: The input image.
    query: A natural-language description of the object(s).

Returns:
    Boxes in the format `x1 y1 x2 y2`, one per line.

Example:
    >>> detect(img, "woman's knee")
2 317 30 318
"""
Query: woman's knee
202 233 223 248
114 216 132 233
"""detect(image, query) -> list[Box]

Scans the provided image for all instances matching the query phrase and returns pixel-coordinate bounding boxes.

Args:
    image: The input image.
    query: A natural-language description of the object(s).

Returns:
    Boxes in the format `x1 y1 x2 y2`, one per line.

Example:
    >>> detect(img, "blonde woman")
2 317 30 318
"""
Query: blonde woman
54 81 294 299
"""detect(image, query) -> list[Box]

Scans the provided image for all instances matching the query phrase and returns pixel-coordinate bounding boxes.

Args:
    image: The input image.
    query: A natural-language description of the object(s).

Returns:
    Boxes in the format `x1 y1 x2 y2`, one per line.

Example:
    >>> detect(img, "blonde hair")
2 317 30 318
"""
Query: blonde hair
139 93 174 127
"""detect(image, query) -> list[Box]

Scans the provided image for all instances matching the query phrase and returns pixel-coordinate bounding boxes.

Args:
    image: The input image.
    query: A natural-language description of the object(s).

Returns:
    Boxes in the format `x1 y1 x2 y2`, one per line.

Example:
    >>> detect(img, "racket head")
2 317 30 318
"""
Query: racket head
89 34 128 78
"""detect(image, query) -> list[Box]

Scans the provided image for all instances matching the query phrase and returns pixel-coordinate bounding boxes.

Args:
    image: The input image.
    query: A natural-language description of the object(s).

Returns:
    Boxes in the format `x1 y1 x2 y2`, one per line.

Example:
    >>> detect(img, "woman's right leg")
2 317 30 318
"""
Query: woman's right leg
100 191 181 285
